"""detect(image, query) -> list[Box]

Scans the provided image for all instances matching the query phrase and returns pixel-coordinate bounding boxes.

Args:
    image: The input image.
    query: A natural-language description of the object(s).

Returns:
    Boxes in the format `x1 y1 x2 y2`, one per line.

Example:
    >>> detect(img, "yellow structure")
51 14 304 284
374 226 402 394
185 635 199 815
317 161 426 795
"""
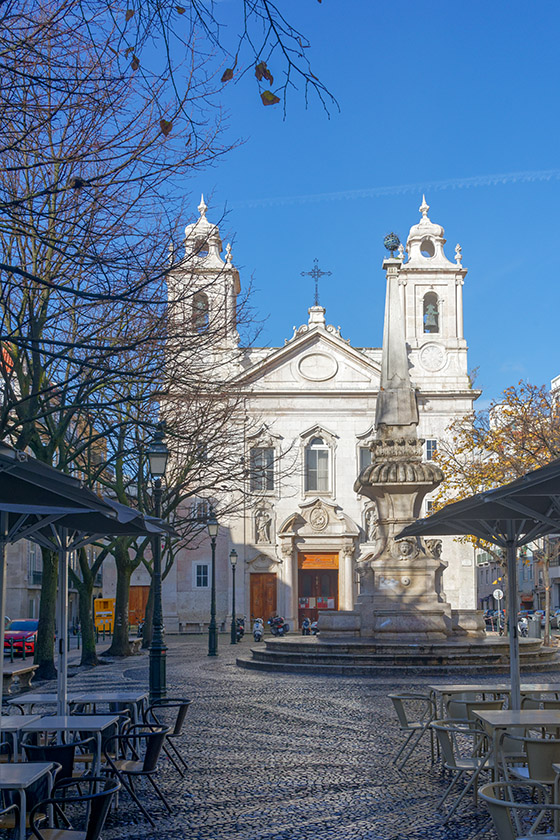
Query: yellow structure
93 598 115 633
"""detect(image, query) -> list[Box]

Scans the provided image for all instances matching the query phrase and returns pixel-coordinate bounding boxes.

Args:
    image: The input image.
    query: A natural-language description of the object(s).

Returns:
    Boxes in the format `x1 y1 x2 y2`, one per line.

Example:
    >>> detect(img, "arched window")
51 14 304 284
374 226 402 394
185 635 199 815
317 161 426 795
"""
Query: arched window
305 436 330 493
423 292 439 334
192 292 209 333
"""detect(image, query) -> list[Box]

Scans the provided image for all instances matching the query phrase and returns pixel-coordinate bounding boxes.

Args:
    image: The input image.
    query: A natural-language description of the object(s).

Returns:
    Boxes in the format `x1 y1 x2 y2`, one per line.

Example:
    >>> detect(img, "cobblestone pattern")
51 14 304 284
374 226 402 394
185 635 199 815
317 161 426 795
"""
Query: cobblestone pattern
29 636 525 840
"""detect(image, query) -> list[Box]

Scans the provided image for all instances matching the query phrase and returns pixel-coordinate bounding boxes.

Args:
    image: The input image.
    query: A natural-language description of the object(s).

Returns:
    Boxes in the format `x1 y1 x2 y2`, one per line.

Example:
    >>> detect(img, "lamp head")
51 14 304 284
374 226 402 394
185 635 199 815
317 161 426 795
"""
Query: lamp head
229 549 238 567
147 423 169 479
207 509 219 538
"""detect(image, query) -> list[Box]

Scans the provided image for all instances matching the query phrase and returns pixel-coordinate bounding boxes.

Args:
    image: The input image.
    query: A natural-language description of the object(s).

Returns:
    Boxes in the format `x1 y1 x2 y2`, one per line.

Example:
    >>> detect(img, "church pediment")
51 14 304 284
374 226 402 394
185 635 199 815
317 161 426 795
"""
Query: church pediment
278 498 360 539
236 329 381 391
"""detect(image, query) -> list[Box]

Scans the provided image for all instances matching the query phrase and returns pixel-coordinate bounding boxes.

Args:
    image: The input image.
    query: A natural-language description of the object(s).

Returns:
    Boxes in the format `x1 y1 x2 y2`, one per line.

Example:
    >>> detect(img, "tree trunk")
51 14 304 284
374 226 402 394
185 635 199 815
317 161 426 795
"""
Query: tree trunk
105 540 132 657
35 548 58 679
78 580 98 667
141 578 154 649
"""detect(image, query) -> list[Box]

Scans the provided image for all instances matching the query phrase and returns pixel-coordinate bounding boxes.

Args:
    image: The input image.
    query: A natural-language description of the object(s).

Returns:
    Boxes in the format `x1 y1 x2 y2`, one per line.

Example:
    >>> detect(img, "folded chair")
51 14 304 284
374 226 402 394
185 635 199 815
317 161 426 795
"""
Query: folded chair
144 698 192 777
388 692 436 770
28 776 120 840
103 724 170 827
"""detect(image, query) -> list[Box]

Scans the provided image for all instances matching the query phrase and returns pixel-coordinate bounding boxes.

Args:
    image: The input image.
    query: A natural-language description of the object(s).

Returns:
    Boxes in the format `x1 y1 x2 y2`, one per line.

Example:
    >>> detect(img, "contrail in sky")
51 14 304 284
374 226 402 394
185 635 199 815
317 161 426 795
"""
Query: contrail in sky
234 168 560 209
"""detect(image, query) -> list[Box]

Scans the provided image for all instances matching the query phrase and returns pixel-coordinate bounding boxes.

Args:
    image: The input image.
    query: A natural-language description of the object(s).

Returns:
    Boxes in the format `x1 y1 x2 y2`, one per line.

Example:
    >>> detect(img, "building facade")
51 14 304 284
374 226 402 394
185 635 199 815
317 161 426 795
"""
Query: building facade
135 197 482 634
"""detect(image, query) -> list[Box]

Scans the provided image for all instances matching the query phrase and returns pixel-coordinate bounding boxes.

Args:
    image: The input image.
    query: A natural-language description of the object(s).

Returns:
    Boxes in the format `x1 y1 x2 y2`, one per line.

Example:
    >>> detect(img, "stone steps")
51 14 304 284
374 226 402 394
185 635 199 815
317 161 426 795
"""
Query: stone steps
237 636 560 676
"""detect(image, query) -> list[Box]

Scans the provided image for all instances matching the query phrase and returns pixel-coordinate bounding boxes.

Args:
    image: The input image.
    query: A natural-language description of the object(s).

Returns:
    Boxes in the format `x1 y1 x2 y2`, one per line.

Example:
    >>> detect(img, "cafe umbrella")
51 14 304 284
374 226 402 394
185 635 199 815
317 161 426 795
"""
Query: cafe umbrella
0 443 173 714
397 457 560 710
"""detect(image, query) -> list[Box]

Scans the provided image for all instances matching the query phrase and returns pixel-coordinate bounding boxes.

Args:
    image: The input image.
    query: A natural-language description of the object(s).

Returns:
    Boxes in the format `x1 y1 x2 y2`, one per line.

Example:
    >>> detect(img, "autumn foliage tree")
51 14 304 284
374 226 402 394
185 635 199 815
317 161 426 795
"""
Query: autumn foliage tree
434 381 560 642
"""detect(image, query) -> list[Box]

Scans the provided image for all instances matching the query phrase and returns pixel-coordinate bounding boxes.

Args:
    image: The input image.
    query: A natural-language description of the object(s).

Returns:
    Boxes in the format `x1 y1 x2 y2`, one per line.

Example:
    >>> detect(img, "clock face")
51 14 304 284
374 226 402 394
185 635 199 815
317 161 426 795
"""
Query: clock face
419 343 446 372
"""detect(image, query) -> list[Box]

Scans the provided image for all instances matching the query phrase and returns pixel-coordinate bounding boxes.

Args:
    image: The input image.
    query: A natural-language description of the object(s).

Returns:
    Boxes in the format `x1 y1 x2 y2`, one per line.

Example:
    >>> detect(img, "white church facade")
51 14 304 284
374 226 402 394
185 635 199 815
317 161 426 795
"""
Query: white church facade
110 198 481 634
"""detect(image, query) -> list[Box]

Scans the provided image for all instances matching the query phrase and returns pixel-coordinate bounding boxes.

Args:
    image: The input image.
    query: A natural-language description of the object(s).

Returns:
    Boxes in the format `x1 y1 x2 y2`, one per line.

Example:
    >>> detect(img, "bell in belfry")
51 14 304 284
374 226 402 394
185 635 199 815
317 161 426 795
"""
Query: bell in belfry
424 302 438 330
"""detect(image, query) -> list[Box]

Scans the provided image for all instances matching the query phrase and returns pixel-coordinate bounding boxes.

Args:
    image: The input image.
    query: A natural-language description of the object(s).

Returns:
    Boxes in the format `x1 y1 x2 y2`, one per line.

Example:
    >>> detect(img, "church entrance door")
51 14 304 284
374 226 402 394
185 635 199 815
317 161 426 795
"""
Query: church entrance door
297 553 338 628
250 573 277 628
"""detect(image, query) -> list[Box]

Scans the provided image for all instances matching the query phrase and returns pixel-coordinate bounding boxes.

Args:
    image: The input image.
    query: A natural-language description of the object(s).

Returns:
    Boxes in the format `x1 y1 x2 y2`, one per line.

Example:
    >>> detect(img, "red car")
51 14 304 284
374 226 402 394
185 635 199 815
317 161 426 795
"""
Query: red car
4 619 38 655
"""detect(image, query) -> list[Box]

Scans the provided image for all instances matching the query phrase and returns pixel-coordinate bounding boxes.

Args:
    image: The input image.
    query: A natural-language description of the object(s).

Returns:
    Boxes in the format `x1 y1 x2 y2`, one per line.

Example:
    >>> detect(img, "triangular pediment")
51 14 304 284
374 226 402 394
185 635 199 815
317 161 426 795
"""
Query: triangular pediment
235 328 381 391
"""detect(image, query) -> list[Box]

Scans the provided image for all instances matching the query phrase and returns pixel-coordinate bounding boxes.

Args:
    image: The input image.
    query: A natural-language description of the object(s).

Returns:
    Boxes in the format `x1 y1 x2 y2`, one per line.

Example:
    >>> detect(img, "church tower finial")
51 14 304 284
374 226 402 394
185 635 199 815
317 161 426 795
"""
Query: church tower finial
198 194 208 218
419 195 429 218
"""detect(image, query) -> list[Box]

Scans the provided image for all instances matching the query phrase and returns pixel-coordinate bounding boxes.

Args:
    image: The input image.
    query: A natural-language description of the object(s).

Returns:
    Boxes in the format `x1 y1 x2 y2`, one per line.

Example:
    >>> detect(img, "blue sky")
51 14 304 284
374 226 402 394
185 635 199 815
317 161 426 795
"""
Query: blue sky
183 0 560 404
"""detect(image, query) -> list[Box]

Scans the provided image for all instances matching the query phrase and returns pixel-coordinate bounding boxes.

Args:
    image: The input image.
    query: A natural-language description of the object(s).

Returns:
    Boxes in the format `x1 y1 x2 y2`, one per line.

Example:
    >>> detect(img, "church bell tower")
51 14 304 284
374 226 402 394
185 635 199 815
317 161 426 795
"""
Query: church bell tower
398 197 469 390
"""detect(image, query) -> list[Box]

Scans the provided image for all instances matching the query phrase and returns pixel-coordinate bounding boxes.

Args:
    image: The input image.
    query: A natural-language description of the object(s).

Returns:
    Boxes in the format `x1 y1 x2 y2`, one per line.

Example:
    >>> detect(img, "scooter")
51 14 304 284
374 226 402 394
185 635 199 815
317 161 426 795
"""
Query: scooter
301 617 311 636
518 616 528 637
236 616 245 642
268 615 290 637
253 617 264 642
311 620 318 635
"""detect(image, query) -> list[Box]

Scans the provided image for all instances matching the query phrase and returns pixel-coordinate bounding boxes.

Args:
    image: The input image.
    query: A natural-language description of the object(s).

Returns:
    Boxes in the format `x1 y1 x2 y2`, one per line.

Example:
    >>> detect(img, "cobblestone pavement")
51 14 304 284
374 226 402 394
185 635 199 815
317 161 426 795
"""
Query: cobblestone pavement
30 635 525 840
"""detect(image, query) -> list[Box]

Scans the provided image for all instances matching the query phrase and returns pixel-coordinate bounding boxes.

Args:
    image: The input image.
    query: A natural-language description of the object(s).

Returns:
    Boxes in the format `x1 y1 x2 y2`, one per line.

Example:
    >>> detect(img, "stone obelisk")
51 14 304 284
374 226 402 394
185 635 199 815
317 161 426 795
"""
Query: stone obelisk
352 254 453 641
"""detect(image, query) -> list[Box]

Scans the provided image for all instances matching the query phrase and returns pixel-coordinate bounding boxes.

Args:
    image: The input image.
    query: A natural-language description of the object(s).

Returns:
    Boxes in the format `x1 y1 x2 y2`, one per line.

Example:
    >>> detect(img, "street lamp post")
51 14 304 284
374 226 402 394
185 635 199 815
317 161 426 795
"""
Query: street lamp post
207 510 219 657
147 424 169 704
229 549 238 645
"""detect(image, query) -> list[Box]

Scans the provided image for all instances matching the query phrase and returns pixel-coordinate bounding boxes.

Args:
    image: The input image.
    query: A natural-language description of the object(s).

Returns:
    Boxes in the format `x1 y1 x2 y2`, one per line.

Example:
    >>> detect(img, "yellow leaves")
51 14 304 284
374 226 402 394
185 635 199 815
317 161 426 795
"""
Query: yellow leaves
131 55 140 71
159 119 173 136
261 90 280 106
125 8 134 22
176 5 185 13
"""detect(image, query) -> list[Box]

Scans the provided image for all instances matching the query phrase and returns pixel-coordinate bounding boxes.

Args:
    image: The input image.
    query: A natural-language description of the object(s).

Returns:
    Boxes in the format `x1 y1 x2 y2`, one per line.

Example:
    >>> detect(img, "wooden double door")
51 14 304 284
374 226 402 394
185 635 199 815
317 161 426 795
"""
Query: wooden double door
250 573 277 627
298 552 339 627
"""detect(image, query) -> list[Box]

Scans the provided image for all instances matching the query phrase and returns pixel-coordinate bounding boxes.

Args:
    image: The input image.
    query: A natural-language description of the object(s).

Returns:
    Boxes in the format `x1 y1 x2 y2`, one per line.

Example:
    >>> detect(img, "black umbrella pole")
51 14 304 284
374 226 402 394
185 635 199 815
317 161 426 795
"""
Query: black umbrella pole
149 478 167 703
506 540 521 710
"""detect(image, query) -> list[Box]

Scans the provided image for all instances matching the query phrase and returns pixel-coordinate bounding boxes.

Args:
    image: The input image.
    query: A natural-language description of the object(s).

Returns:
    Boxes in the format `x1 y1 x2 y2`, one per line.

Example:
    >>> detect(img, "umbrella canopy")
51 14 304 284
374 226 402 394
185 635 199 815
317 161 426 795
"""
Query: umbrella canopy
0 444 174 714
397 457 560 708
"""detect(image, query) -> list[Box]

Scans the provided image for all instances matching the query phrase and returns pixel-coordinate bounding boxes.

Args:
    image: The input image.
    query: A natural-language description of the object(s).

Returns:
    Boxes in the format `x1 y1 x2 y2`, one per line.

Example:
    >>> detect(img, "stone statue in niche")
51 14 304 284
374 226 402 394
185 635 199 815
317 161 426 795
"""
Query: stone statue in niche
255 508 272 544
365 506 378 542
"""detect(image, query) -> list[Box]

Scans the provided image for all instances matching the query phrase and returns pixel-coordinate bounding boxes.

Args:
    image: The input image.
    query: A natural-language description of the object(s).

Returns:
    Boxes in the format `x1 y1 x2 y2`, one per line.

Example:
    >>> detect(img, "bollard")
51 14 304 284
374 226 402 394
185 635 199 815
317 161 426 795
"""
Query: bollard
22 641 26 660
102 627 105 641
96 627 99 643
67 636 70 652
10 639 14 662
77 631 80 650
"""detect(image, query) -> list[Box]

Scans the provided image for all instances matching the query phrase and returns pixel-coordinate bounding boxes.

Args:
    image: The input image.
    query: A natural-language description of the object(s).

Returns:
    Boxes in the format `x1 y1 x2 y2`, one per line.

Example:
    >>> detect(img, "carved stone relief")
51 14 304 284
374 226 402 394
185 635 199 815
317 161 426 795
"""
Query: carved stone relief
309 502 329 532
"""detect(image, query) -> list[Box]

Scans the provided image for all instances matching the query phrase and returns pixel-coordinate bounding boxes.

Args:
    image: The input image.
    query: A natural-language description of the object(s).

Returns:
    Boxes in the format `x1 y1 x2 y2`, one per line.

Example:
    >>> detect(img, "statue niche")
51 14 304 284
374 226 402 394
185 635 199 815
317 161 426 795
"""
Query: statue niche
423 291 439 334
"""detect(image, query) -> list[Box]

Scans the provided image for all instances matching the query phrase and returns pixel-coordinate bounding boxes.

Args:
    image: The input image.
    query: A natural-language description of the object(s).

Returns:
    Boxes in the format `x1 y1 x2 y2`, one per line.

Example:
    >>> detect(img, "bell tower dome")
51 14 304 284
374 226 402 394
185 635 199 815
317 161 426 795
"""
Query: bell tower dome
396 198 470 391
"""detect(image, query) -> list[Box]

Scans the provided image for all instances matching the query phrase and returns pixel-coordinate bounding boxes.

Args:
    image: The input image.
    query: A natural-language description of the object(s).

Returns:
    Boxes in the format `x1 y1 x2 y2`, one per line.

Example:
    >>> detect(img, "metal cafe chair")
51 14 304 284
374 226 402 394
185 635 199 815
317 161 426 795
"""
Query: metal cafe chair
23 739 95 783
479 780 560 840
388 692 436 770
103 724 170 827
144 698 192 777
28 776 120 840
430 720 492 823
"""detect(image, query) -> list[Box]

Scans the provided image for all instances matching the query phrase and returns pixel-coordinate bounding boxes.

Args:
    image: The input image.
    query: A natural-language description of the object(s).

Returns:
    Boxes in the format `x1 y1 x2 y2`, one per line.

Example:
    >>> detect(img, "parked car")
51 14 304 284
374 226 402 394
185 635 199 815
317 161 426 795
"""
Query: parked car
552 610 560 629
4 619 39 655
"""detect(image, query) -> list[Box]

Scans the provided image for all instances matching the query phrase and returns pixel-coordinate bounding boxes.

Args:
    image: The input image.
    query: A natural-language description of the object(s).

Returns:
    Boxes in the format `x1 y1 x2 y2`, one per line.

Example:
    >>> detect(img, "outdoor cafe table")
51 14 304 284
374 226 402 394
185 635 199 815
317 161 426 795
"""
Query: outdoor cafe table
71 689 148 725
429 683 560 718
0 761 55 840
0 714 41 759
20 714 120 775
473 709 560 780
6 691 85 713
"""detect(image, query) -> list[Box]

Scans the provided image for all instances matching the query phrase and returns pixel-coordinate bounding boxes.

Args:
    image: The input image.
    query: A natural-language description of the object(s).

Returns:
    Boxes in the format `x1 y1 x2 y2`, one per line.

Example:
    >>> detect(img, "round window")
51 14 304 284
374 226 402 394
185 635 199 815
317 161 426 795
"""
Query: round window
420 238 435 258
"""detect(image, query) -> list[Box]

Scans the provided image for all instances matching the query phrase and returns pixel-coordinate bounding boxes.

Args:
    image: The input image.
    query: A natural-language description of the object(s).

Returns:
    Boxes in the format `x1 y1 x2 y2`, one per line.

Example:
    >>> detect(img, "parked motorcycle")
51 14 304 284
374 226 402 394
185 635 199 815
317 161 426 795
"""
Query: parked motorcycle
518 616 528 638
301 617 311 636
268 615 290 637
311 620 318 635
236 616 245 642
252 617 264 642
